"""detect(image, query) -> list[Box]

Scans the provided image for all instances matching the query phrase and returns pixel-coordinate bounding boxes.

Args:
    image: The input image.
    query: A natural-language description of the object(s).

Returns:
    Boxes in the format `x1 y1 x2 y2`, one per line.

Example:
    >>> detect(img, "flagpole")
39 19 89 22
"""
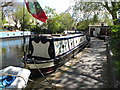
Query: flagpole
23 1 26 60
1 3 4 29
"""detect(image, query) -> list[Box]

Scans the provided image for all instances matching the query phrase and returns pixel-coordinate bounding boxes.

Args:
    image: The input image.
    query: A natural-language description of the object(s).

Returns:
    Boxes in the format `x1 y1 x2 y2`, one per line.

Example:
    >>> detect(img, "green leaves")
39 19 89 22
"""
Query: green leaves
30 24 42 34
44 7 75 34
13 5 34 30
76 20 89 31
110 25 120 75
114 61 120 75
72 1 120 25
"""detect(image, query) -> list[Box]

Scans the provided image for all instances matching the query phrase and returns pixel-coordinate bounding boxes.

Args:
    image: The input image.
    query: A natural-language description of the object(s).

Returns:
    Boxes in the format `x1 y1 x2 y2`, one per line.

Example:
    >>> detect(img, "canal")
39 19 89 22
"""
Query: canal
0 37 29 69
0 37 47 88
0 37 109 89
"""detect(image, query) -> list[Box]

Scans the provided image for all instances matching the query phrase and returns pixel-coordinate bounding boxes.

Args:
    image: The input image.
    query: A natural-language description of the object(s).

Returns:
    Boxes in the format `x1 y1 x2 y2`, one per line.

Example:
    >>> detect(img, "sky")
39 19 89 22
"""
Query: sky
17 0 73 14
39 0 72 13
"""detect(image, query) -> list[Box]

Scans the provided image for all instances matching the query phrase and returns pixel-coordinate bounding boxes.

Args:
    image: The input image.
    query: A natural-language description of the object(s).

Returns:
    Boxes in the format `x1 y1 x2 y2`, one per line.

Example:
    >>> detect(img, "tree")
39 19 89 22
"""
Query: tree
42 7 75 33
13 5 33 30
72 2 101 22
0 11 2 29
42 6 61 33
76 14 99 31
46 13 76 34
102 2 120 25
0 1 18 21
77 20 90 31
44 6 57 18
59 13 76 30
37 6 76 34
72 1 120 25
47 18 61 33
0 1 34 30
0 1 14 29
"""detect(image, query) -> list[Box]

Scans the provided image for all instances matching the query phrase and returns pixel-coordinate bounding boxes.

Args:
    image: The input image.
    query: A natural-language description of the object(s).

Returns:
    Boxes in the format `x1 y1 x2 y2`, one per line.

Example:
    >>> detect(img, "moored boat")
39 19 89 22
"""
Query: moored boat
23 31 90 76
0 66 31 89
0 31 31 39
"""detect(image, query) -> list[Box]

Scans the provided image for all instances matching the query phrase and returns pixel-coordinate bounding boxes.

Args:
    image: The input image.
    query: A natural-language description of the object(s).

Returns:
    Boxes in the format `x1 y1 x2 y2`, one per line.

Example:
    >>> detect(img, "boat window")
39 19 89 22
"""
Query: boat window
21 33 23 35
13 33 15 35
7 34 9 36
76 40 77 43
71 43 72 45
80 38 82 42
62 45 64 48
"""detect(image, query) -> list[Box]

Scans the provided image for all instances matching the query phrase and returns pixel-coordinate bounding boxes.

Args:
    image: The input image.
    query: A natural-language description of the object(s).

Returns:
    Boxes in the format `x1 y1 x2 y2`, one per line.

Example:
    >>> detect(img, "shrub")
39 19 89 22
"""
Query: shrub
110 25 120 75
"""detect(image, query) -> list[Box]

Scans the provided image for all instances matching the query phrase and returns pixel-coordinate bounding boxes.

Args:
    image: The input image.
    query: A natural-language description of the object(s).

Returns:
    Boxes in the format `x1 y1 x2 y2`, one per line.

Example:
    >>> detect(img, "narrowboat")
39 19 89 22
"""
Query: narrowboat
23 31 90 76
89 24 110 40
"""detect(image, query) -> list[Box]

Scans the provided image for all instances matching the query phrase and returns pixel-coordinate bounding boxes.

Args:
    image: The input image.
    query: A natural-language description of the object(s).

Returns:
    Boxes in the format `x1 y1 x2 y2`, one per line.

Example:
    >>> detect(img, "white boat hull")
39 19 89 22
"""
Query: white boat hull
27 62 54 69
0 31 31 38
0 66 31 88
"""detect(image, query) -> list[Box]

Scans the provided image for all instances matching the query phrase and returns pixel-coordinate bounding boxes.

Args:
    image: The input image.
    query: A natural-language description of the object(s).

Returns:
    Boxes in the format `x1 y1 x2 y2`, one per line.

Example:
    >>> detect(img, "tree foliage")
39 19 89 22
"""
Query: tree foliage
46 13 75 34
76 14 99 31
1 2 76 33
0 1 34 30
111 25 120 75
103 2 120 25
72 2 101 21
13 6 33 30
77 20 90 31
72 1 120 25
41 6 76 34
0 1 14 29
59 13 75 30
44 6 57 17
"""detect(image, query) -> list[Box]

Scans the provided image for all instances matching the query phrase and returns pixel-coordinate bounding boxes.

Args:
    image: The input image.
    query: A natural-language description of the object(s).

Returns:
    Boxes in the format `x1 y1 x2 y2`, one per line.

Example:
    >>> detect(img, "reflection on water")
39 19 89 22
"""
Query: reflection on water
0 37 29 69
0 37 48 88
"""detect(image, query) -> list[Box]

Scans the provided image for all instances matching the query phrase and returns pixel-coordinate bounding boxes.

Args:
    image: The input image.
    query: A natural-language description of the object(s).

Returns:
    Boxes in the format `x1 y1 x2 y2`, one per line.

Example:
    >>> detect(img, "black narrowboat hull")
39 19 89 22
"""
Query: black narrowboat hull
24 40 88 77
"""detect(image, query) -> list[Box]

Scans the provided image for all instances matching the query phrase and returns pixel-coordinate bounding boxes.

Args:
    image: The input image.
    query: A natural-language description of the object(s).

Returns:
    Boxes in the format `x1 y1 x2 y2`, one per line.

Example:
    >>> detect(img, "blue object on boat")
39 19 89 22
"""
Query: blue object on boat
0 75 16 89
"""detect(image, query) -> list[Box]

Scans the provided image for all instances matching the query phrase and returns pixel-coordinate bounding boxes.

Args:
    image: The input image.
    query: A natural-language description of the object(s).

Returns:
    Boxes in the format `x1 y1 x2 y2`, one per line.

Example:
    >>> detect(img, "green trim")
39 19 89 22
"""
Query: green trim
29 2 36 14
34 2 43 13
0 29 8 31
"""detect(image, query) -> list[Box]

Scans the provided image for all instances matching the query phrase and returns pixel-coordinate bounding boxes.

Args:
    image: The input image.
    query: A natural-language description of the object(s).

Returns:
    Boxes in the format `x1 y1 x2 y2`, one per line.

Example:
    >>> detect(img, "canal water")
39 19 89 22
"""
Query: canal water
0 37 29 69
0 37 47 88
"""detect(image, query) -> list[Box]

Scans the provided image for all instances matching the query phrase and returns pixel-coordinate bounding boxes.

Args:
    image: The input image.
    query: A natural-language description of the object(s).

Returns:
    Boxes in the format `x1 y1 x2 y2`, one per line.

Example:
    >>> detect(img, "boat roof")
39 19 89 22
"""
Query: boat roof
32 33 84 41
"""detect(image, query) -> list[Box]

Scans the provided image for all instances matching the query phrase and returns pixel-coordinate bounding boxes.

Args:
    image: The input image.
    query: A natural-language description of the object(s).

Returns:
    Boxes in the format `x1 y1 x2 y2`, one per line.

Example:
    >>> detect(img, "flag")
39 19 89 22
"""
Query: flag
24 0 47 22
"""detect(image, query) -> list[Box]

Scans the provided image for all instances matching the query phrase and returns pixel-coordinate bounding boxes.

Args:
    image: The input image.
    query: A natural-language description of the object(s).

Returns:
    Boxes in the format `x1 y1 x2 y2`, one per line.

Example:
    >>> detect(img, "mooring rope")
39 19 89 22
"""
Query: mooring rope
32 59 56 89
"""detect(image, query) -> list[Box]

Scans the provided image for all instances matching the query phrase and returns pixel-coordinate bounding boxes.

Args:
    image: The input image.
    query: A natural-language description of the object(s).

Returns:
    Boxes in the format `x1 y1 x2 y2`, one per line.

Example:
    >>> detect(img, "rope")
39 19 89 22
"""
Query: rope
32 59 56 89
28 79 38 83
32 59 46 78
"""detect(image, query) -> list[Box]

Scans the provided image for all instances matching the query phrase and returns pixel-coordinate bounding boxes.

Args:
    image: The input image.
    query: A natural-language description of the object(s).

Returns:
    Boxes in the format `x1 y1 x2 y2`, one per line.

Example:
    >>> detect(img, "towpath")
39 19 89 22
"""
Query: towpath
34 37 108 89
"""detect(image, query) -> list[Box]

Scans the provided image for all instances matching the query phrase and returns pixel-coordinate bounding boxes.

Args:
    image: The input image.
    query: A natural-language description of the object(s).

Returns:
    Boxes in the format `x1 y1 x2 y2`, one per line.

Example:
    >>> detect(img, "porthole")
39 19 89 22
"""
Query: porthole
7 34 9 36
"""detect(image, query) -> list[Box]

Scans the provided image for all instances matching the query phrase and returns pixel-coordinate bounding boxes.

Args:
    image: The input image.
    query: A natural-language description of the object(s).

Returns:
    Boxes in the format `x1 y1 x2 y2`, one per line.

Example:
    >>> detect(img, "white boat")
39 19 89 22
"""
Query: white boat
0 31 31 39
89 24 110 39
0 66 31 89
23 30 90 76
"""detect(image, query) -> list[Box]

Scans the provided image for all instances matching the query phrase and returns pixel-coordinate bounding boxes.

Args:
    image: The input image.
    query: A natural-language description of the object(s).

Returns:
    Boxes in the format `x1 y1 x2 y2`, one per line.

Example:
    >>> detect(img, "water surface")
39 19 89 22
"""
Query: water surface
0 37 29 69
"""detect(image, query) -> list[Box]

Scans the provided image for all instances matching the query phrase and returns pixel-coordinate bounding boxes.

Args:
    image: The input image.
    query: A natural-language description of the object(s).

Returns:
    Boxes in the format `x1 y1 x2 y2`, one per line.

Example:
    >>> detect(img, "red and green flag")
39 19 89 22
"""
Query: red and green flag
24 0 47 22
